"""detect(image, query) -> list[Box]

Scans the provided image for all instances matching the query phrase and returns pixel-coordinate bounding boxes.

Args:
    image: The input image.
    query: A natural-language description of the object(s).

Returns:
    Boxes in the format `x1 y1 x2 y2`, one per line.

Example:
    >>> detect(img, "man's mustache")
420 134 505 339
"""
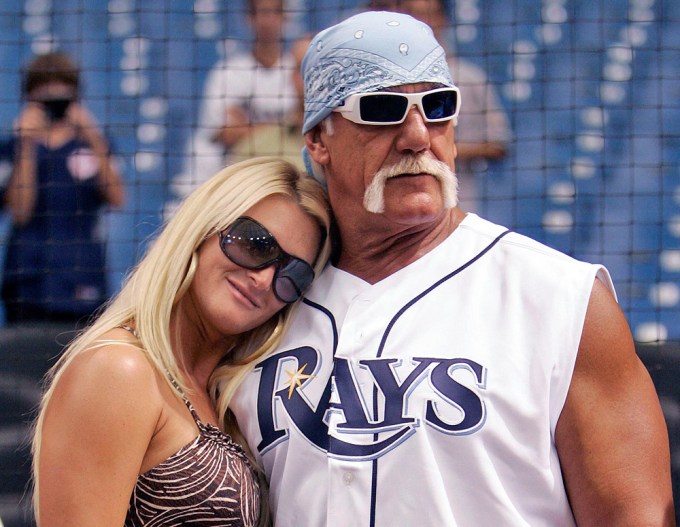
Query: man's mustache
363 155 458 213
375 155 453 181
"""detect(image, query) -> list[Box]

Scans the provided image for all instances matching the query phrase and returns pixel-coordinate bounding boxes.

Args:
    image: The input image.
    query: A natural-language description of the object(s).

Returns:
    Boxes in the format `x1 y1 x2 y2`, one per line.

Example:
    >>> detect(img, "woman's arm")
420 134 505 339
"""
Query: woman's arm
36 343 161 526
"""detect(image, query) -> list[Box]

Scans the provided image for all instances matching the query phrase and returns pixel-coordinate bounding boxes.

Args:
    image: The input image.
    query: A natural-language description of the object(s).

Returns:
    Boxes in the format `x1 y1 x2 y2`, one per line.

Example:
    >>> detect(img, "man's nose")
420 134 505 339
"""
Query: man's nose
395 106 431 154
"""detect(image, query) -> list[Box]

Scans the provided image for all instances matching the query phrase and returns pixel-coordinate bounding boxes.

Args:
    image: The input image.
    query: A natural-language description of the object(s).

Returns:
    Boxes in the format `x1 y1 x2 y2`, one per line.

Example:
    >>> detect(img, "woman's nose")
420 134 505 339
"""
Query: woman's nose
247 265 276 292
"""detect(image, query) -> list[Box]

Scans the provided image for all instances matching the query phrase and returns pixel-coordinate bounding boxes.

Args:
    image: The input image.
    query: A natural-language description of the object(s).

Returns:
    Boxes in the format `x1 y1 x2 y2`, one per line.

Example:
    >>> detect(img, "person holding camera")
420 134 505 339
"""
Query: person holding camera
1 51 125 325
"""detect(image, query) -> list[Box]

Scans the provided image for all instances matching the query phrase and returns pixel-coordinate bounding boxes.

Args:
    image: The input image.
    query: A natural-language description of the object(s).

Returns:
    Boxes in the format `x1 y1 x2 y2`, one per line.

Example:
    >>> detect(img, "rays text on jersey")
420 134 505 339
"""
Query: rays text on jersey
254 346 488 460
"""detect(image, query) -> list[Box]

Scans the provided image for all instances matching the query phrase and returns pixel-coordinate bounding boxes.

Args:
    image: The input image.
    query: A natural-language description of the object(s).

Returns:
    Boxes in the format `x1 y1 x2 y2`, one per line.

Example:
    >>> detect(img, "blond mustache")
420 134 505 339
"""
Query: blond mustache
363 155 459 213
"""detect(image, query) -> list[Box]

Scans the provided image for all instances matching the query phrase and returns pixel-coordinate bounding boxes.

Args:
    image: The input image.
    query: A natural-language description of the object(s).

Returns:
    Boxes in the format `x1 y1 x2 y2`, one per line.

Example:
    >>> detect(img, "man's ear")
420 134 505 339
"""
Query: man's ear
304 127 330 166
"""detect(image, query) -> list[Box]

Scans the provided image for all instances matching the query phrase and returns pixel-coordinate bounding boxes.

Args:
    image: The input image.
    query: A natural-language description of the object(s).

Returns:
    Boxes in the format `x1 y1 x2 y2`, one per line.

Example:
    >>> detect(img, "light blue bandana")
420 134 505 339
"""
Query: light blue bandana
301 11 455 135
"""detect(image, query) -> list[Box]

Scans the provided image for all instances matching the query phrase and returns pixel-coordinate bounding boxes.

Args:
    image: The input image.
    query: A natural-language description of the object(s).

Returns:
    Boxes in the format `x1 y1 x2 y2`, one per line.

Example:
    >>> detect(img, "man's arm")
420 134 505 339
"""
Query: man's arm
556 278 675 526
455 141 506 161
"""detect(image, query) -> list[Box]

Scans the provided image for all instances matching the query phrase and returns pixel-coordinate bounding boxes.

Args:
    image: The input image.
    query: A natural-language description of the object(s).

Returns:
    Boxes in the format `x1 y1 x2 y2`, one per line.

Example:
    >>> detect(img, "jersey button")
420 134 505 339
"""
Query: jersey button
343 472 354 486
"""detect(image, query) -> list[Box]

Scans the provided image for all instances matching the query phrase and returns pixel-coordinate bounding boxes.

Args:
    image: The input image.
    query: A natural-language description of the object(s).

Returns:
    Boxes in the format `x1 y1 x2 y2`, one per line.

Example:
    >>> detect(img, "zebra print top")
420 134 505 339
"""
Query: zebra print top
118 323 261 526
125 391 261 527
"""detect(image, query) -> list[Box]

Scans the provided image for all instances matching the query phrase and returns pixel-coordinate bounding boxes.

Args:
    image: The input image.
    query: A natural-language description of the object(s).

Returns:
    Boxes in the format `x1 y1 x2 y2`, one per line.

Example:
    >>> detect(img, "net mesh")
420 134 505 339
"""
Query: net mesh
0 0 678 523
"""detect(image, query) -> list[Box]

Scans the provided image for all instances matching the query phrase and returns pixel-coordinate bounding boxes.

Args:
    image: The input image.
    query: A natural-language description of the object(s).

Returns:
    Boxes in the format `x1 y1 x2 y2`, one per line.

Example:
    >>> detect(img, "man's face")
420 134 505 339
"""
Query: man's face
306 82 457 231
369 0 444 27
397 0 446 31
249 0 285 43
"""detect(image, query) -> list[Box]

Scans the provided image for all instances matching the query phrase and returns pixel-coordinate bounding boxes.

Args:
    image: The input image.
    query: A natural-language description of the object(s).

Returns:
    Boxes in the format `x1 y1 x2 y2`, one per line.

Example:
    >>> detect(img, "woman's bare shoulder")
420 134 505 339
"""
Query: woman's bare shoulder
50 327 164 419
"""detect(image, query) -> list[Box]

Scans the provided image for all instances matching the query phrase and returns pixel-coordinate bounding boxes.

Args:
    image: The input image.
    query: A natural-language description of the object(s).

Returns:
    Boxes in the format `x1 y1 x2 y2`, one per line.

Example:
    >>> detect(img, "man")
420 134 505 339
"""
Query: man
226 34 311 170
231 11 674 526
174 0 297 196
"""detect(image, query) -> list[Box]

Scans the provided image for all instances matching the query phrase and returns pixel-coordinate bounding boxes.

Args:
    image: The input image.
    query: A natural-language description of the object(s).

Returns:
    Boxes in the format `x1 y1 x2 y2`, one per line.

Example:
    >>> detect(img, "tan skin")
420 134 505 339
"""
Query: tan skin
305 82 674 525
557 278 674 526
6 81 124 225
37 195 321 526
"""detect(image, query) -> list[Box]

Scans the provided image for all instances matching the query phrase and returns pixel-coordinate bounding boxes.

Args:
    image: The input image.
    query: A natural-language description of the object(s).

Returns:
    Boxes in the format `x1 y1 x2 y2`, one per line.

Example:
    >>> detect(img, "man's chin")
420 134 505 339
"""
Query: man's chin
382 191 452 219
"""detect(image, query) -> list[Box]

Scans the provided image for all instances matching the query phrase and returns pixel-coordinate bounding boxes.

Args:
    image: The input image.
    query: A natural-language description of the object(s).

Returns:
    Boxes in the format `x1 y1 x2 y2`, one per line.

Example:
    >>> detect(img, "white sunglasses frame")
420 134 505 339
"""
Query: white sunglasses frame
333 87 461 126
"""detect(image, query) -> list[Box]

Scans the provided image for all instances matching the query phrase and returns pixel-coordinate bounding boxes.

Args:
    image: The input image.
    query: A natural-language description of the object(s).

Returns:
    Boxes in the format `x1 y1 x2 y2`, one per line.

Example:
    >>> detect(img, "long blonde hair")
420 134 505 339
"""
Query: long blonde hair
31 156 332 515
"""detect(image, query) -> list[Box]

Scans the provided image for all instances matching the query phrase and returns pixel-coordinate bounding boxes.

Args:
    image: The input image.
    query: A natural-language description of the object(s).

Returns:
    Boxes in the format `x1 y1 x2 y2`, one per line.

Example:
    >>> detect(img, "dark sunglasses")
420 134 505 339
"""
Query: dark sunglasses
38 98 74 122
333 87 461 126
219 216 315 304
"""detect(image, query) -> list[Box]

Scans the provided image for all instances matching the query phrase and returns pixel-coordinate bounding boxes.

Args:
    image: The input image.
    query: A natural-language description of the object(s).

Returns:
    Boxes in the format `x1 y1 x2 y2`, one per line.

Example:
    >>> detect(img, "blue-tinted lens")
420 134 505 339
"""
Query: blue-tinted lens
357 90 458 124
422 90 458 120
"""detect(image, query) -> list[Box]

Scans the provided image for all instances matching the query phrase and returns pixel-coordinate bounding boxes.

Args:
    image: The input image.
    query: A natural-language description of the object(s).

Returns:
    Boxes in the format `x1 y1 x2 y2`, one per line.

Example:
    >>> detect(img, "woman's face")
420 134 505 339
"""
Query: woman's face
189 194 321 338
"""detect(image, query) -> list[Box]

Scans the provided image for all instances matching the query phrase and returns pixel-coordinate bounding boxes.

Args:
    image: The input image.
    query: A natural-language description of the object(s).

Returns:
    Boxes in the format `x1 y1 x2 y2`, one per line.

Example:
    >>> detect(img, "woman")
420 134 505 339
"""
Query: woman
32 157 332 526
2 51 125 324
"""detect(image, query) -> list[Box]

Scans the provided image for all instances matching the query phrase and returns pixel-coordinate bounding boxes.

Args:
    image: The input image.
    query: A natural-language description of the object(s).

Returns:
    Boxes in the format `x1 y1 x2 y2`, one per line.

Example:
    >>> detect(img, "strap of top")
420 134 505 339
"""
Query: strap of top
117 323 203 427
166 373 204 427
118 323 139 339
116 324 258 477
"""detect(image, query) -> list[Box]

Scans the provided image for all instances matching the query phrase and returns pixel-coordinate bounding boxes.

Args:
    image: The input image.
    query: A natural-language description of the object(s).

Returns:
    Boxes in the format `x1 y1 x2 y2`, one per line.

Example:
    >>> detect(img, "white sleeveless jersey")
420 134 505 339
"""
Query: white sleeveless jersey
231 214 614 527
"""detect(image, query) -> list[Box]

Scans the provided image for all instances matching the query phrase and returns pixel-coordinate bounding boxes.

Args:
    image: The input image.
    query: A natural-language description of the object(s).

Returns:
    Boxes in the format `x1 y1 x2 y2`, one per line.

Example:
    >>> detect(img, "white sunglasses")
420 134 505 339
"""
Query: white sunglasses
333 87 461 126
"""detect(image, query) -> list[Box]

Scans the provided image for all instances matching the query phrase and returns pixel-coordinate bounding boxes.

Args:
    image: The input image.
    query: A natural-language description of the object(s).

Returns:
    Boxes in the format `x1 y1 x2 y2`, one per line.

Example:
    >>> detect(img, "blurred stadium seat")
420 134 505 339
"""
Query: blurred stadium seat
638 342 680 524
0 323 74 527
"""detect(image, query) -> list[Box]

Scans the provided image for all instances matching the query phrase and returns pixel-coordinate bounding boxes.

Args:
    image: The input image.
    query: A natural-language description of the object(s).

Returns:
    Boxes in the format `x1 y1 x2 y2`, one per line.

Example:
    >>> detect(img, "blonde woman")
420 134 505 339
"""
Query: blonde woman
32 157 332 526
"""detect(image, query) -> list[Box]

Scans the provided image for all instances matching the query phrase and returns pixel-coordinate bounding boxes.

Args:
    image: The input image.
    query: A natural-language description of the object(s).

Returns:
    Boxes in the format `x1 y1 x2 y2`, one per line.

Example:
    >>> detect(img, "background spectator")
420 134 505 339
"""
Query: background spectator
1 51 124 325
226 34 312 171
175 0 298 197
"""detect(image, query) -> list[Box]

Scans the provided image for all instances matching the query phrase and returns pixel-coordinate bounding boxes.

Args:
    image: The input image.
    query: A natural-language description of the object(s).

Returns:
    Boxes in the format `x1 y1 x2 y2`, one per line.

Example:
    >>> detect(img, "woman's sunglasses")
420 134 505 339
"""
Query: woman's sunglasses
333 87 461 126
219 216 315 304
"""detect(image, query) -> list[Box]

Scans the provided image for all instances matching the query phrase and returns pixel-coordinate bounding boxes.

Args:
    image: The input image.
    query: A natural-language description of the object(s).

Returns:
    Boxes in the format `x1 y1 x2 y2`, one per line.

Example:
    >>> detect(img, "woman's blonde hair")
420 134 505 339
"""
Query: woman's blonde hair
31 156 332 516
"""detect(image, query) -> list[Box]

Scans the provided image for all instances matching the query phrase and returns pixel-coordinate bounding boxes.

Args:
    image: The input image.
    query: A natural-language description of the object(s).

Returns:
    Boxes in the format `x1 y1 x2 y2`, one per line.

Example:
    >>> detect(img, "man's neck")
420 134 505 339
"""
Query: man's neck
335 208 466 284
